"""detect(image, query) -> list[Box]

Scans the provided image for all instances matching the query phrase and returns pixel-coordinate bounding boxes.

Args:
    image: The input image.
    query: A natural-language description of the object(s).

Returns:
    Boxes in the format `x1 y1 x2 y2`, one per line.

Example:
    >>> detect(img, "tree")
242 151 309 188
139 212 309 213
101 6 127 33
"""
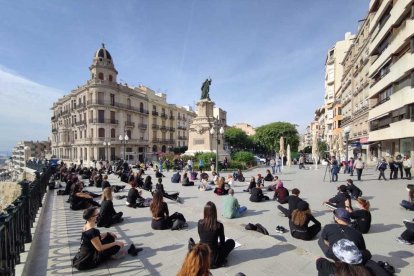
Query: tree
254 122 299 153
224 127 252 151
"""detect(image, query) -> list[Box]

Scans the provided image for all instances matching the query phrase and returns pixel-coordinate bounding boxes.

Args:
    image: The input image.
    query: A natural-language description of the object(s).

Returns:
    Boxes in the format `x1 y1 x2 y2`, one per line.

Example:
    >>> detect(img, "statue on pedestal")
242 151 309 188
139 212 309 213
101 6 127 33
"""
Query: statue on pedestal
200 78 212 100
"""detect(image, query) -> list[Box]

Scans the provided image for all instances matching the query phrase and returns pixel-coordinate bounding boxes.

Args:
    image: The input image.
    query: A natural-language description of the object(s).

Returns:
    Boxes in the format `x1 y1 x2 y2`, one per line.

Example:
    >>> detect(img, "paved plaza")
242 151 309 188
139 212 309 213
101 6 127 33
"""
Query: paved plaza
21 164 414 275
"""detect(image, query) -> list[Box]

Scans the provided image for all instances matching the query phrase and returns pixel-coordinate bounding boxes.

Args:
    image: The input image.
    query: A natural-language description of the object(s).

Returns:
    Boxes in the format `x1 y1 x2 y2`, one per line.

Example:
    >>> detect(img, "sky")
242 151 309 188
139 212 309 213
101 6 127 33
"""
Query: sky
0 0 370 152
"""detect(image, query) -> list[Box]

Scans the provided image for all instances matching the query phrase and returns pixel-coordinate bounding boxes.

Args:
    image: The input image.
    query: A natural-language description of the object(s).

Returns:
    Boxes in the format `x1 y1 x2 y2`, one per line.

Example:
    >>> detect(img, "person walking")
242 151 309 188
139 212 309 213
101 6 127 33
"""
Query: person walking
276 156 282 173
403 155 412 180
353 158 365 181
269 158 276 174
376 158 388 180
330 156 339 182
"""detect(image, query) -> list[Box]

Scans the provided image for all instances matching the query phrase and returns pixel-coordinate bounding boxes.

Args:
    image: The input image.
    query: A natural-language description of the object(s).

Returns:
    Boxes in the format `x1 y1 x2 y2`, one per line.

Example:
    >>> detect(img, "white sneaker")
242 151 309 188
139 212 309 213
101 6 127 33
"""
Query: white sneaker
396 237 412 245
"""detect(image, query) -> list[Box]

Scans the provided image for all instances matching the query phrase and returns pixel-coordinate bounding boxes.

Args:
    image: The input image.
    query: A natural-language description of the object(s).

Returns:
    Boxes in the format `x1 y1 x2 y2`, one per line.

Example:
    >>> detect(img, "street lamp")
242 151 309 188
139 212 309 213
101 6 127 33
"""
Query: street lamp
343 126 351 172
210 121 224 174
103 141 111 161
119 133 129 161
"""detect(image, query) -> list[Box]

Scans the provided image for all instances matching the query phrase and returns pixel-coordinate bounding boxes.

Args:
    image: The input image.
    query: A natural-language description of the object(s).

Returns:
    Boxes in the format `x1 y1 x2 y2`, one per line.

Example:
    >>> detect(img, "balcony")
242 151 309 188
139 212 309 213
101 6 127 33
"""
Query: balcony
160 125 167 131
74 120 86 126
138 123 148 129
160 113 168 119
138 108 149 115
87 100 148 115
169 115 175 120
52 128 57 133
88 118 119 124
168 127 175 131
75 102 86 110
152 111 159 116
51 116 57 122
152 124 160 129
177 125 187 130
125 121 135 127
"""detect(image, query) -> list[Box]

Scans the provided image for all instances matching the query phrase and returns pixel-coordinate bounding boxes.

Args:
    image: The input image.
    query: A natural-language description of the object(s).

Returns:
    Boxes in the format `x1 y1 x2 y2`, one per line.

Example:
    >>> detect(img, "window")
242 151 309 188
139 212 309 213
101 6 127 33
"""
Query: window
109 75 113 82
110 111 115 123
127 98 131 108
98 110 105 123
111 128 115 138
98 128 105 138
140 102 144 112
110 94 115 106
90 128 94 138
126 130 132 139
97 92 104 104
98 72 104 80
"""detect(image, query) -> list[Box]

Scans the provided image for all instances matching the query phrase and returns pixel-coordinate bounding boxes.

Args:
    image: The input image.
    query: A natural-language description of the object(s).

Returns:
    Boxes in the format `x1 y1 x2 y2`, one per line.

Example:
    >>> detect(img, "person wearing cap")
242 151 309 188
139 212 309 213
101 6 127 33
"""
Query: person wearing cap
316 239 372 276
323 185 353 211
289 201 321 241
318 208 370 262
277 188 302 218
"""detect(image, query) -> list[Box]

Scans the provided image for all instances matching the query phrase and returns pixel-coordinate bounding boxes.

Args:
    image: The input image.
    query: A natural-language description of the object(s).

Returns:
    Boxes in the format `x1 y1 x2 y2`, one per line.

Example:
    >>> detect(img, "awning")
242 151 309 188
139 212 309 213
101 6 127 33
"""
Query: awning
368 112 389 122
359 137 369 144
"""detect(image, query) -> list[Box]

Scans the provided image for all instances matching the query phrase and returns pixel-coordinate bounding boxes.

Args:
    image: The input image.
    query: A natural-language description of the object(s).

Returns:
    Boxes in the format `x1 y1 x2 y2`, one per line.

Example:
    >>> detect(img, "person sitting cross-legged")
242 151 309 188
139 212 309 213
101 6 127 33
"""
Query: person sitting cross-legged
222 189 247 219
277 188 302 218
289 201 321 241
250 182 270 202
97 188 123 228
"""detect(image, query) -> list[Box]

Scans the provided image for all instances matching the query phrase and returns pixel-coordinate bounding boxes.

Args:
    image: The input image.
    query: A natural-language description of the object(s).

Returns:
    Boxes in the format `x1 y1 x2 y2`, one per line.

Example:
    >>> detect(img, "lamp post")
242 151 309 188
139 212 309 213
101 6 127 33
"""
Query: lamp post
210 120 224 174
103 141 111 161
343 126 351 172
119 132 129 161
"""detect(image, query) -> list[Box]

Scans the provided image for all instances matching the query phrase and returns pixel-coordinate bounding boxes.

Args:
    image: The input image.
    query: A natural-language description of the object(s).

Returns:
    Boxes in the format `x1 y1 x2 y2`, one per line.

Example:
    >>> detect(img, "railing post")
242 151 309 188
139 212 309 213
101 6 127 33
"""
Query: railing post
19 179 32 243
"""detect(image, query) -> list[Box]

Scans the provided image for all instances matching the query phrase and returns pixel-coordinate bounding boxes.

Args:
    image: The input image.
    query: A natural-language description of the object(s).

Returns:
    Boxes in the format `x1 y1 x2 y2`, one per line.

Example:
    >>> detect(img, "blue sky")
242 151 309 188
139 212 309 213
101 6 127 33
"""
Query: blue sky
0 0 369 152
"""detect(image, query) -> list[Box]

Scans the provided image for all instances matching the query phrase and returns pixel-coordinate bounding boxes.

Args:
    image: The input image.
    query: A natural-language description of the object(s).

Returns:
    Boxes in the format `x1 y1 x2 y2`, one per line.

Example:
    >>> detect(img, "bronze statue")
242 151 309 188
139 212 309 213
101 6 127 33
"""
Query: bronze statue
200 78 212 100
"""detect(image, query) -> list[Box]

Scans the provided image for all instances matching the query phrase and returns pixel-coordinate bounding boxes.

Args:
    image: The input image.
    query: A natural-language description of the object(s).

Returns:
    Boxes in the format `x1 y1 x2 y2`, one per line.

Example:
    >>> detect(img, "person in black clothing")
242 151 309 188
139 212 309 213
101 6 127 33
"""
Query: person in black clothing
155 177 180 202
249 182 270 202
143 175 153 192
243 177 256 192
318 208 371 262
396 218 414 245
323 185 352 211
126 182 150 208
278 188 302 217
181 172 195 186
389 157 398 180
155 168 165 178
97 188 123 228
263 169 274 181
350 198 371 234
289 201 321 240
101 175 111 191
72 207 124 270
70 182 100 210
150 190 175 230
198 201 235 269
345 179 362 199
377 158 388 180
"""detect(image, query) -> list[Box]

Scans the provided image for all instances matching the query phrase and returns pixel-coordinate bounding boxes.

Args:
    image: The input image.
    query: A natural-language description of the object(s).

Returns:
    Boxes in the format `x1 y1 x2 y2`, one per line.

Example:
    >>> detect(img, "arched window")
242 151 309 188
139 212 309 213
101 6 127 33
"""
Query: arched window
98 128 105 138
109 75 113 82
161 145 166 153
98 72 104 80
152 145 158 152
127 98 131 108
111 128 115 138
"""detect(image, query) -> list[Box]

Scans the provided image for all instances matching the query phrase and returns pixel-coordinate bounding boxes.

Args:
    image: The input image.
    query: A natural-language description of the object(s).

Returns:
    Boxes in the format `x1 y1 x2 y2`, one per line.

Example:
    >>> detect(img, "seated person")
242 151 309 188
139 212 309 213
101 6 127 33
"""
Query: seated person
143 175 153 192
289 201 321 240
200 172 209 181
396 218 414 245
226 174 234 188
101 175 111 191
190 171 198 181
209 171 218 186
243 176 256 192
150 190 179 230
256 174 264 187
249 182 270 202
70 182 100 210
346 179 362 199
266 176 279 191
182 172 195 186
178 243 211 276
233 169 245 182
214 177 228 196
171 171 181 183
400 187 414 211
323 185 353 211
278 188 302 217
72 207 124 270
263 169 274 181
223 189 247 218
97 188 123 228
126 182 150 208
155 177 180 202
350 198 371 234
318 208 371 262
273 180 289 203
155 169 165 178
199 178 212 191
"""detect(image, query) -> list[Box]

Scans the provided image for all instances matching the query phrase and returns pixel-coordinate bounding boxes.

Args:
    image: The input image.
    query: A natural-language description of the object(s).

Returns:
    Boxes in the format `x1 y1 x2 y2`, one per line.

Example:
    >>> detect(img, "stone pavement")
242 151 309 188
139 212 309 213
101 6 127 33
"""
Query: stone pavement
21 164 414 275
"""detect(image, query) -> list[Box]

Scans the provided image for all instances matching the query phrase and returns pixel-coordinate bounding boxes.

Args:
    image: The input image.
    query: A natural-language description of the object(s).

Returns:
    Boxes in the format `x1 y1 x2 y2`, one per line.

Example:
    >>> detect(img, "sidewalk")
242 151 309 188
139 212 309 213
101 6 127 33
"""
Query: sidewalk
23 165 414 275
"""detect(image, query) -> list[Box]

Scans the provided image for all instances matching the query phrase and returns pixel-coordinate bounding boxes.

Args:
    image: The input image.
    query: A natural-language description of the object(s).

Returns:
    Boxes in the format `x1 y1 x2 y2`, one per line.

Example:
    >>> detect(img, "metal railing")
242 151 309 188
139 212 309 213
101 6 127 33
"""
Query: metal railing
0 166 53 276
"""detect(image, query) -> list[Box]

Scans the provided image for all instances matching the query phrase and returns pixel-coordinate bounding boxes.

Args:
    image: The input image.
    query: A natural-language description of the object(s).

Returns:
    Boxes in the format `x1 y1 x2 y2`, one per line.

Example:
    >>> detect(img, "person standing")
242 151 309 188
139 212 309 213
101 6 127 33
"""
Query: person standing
403 155 412 180
348 157 354 176
353 158 365 181
298 155 305 169
223 157 228 170
159 158 164 173
222 189 247 218
389 157 398 180
396 154 404 179
187 158 193 172
270 158 276 174
330 156 339 182
376 158 388 180
276 156 282 173
165 159 171 172
199 159 205 173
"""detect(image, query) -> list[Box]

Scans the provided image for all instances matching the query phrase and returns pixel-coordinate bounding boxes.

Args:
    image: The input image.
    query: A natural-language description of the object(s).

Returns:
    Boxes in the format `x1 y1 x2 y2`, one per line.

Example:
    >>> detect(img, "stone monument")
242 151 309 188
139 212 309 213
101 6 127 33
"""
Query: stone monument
185 79 228 159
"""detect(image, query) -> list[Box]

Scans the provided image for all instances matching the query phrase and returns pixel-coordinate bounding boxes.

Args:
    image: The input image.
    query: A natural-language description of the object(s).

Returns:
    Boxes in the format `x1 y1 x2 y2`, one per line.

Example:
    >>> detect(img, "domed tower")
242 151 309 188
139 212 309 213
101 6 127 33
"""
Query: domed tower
89 43 118 83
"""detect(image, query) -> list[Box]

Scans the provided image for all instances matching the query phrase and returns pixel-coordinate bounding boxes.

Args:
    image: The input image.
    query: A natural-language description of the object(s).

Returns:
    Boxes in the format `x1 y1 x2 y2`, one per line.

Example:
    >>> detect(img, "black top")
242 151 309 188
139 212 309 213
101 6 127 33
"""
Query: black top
152 202 169 218
248 181 256 190
316 258 335 276
97 200 116 226
350 210 371 234
320 224 366 257
250 187 264 202
155 183 165 194
264 173 274 181
182 176 191 185
347 184 362 197
287 195 303 214
127 188 142 205
102 180 111 191
328 192 351 209
198 220 225 252
80 228 100 251
289 214 321 232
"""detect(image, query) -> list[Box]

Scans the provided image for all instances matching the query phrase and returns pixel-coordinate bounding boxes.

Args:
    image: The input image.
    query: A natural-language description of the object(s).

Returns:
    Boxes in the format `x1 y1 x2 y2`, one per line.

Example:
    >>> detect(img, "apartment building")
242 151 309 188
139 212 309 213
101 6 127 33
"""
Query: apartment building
367 0 414 158
51 44 195 165
233 123 256 136
324 33 355 152
340 13 373 163
11 141 51 172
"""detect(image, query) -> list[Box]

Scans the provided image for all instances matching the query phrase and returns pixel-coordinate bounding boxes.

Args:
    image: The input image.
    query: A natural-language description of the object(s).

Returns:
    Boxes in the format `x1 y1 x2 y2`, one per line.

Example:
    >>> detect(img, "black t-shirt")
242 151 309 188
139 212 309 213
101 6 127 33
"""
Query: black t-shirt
287 195 303 213
198 220 225 251
328 192 350 209
264 173 274 181
79 228 100 254
347 184 362 197
290 214 320 232
350 210 371 234
320 224 366 253
127 188 141 205
250 187 264 202
102 180 111 191
98 200 116 226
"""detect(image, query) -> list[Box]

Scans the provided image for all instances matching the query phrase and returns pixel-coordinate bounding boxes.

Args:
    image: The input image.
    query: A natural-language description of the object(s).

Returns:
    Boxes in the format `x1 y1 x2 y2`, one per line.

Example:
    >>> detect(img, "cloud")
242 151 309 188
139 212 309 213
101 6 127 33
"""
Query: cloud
0 65 64 151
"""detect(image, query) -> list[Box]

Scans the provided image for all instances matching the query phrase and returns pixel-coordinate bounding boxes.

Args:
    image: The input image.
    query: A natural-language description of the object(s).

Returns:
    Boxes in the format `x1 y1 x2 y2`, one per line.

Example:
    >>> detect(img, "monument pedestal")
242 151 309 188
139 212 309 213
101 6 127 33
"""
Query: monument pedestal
185 100 228 159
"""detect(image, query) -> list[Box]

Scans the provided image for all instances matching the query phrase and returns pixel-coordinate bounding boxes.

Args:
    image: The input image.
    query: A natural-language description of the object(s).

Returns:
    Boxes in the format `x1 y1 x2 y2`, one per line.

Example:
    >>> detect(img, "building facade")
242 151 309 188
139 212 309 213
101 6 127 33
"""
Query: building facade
368 0 414 159
233 123 256 136
51 45 195 165
11 140 51 172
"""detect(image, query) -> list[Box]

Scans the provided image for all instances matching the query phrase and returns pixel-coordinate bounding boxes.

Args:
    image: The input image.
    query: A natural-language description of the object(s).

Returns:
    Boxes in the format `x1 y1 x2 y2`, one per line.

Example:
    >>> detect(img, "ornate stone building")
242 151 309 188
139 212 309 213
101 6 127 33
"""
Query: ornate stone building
51 45 195 165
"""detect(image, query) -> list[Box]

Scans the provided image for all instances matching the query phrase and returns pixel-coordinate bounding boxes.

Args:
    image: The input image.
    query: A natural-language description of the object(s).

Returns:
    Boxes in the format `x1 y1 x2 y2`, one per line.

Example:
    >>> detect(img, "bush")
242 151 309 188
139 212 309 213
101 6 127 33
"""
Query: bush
228 160 248 170
194 152 217 165
233 151 254 165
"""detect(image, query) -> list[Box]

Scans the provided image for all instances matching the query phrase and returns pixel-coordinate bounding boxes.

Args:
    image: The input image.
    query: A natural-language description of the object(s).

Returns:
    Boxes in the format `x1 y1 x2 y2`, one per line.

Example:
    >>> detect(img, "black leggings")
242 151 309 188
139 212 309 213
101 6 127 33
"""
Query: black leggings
163 192 179 201
211 239 235 268
291 224 321 241
277 205 290 217
404 168 412 179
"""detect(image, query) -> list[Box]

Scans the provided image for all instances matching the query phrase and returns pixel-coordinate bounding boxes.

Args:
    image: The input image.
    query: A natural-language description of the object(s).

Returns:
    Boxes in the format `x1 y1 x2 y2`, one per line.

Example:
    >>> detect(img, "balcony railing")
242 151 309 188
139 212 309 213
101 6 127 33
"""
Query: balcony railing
160 113 168 119
138 109 149 115
152 111 159 116
168 127 175 131
160 126 167 131
169 115 175 120
87 100 148 115
125 121 135 127
88 118 118 124
74 120 86 126
138 123 148 129
75 102 86 110
152 124 160 129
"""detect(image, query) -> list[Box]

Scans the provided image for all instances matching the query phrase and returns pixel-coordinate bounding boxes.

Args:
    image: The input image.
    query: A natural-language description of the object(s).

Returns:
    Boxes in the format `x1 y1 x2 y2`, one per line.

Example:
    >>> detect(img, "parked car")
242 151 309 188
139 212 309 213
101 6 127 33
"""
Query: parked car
254 156 266 164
